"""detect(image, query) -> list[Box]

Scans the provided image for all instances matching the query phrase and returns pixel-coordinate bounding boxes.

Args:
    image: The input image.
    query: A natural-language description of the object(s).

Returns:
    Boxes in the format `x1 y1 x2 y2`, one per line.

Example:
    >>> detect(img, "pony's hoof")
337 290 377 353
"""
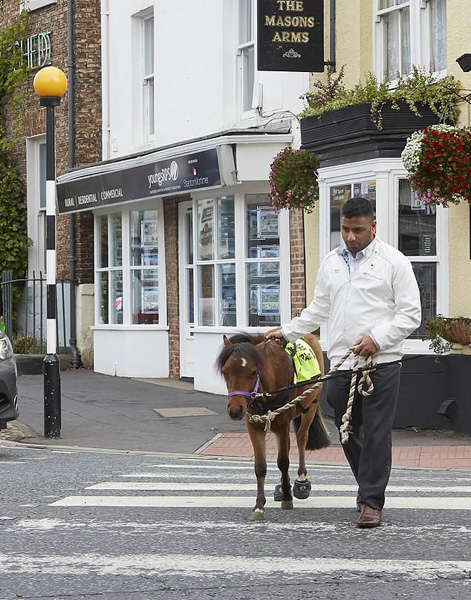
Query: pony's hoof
274 483 291 502
250 508 265 521
293 479 311 500
281 500 294 510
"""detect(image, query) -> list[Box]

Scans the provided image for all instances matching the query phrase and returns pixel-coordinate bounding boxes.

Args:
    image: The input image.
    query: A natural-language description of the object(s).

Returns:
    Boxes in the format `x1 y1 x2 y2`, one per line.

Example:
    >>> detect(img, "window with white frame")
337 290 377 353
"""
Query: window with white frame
133 9 155 143
324 171 444 344
142 15 155 139
237 0 255 114
26 136 47 275
375 0 447 82
398 179 438 338
194 194 284 328
96 206 164 327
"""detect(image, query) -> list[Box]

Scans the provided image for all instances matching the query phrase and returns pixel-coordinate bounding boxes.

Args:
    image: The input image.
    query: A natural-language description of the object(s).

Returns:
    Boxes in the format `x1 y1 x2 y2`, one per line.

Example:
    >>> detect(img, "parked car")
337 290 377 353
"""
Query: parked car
0 332 19 430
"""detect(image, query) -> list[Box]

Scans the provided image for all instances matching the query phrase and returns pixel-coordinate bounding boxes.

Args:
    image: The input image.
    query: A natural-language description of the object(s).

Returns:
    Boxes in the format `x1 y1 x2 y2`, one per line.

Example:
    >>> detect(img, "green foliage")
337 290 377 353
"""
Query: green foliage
301 66 462 130
269 147 319 213
0 11 29 130
426 316 471 354
12 335 42 355
425 315 452 355
0 13 31 284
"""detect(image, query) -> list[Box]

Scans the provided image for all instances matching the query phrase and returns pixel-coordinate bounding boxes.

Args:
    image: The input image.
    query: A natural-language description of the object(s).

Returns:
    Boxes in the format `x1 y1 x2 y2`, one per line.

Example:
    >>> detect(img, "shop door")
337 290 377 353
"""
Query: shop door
178 201 195 378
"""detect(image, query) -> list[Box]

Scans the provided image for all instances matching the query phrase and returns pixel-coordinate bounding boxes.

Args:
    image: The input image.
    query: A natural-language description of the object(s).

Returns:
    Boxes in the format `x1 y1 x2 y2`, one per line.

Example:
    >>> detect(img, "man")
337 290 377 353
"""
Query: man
267 197 421 528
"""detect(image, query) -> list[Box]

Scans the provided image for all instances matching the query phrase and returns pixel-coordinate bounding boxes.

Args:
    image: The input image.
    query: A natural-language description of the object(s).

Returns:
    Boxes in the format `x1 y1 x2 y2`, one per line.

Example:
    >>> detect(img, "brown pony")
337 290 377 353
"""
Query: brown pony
216 332 330 520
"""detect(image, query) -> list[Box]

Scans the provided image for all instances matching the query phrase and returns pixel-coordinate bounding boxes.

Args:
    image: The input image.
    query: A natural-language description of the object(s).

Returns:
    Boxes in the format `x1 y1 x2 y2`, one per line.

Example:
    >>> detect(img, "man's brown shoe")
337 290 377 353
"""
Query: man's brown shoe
358 503 381 528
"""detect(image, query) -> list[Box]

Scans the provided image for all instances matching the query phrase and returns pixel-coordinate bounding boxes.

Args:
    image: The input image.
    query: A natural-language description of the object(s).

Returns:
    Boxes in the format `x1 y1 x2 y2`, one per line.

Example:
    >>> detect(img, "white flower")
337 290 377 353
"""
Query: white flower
401 124 458 174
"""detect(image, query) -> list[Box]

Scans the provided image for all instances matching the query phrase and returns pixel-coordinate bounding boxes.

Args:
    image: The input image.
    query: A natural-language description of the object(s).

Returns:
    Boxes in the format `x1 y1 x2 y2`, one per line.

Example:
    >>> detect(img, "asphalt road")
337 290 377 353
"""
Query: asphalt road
1 445 471 599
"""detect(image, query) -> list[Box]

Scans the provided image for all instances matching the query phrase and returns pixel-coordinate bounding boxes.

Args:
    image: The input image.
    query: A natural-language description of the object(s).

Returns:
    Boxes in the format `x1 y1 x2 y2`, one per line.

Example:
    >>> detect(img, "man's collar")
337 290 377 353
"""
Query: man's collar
338 236 377 259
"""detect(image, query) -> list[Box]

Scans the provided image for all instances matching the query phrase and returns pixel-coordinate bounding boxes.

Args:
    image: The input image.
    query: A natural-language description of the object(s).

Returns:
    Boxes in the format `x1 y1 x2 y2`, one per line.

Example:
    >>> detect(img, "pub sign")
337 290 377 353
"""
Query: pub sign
257 0 324 72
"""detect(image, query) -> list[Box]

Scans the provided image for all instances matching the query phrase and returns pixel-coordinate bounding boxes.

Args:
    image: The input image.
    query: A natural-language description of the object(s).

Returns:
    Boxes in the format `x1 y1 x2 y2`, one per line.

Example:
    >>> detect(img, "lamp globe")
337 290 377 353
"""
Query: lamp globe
33 66 68 98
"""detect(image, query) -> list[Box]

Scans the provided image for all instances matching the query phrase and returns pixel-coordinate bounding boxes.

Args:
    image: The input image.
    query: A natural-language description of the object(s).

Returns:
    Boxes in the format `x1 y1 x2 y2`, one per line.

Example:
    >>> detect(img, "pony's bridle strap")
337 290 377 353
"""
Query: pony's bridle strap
227 370 261 399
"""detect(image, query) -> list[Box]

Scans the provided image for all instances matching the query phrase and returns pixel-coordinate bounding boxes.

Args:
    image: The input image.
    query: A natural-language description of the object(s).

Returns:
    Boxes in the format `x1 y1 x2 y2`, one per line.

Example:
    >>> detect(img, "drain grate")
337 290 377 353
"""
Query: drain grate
153 407 217 418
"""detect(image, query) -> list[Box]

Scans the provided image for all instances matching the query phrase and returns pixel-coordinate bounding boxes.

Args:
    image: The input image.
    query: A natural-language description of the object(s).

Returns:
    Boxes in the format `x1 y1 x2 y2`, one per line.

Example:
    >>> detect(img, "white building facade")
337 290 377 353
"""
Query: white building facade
57 0 312 394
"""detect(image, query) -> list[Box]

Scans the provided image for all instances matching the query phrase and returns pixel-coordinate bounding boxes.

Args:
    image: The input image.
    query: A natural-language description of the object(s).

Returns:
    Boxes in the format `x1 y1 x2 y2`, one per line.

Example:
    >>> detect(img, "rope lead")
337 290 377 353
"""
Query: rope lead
249 348 376 433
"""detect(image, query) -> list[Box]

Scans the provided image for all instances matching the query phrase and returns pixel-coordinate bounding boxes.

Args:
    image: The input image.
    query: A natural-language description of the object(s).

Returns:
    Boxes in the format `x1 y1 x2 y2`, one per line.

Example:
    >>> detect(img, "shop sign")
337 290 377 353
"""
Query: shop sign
257 0 324 72
19 32 52 70
57 148 222 214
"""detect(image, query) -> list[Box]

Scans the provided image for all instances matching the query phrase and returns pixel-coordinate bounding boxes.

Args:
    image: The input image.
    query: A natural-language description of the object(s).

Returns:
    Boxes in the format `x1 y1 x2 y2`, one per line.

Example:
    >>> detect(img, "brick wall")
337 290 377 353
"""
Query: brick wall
1 0 101 284
289 209 306 317
164 195 191 379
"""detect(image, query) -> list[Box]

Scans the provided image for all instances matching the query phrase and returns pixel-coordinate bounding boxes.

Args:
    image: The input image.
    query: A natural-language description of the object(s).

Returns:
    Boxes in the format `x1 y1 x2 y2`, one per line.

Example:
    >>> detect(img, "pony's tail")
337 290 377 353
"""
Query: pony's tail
294 407 331 450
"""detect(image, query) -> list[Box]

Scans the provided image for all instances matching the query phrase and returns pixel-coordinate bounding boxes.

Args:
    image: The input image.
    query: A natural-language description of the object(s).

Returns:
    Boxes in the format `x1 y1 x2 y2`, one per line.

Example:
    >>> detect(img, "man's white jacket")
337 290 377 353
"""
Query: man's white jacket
282 238 422 368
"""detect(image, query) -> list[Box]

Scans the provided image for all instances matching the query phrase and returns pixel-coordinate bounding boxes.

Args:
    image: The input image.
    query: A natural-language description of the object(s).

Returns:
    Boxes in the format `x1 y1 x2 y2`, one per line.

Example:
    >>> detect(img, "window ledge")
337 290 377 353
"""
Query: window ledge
92 325 169 331
21 0 57 12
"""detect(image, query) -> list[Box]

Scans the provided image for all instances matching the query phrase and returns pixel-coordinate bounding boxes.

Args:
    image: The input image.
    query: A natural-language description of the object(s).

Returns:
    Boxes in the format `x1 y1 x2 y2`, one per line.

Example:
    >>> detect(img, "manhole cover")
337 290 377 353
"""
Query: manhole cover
153 407 217 418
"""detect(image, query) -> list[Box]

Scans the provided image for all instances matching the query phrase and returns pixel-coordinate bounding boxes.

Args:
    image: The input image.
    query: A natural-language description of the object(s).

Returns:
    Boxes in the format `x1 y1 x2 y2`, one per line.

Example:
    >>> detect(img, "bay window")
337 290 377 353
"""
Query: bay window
321 163 446 348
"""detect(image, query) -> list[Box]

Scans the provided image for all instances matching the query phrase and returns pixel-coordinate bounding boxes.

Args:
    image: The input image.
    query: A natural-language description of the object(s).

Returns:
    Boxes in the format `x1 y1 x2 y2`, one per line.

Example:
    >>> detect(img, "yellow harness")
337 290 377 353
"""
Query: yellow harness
285 338 321 384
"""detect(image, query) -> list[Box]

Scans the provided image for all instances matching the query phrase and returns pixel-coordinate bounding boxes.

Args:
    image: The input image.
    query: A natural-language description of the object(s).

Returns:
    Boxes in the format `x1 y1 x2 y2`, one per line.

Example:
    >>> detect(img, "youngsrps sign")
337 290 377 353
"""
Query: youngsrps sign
258 0 324 72
56 149 222 214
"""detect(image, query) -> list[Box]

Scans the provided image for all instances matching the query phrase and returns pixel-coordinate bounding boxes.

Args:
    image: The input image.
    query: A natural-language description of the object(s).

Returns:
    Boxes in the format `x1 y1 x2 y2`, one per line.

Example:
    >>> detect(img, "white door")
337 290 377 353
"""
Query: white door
178 201 195 378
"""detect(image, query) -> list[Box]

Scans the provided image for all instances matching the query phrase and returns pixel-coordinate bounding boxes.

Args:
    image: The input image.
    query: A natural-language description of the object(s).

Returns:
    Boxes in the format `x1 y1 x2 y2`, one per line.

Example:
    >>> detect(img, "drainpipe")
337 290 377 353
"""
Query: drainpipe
329 0 336 71
67 0 82 368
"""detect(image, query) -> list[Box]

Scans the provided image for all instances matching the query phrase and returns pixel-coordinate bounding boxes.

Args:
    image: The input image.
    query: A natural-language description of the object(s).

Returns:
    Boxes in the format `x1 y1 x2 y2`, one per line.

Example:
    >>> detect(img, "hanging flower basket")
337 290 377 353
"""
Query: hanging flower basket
269 147 319 213
401 125 471 206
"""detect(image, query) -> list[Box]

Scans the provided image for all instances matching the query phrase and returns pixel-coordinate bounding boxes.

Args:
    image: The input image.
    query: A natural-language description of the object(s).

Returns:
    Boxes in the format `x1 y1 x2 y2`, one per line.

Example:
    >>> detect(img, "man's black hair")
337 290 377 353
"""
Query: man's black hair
341 197 375 220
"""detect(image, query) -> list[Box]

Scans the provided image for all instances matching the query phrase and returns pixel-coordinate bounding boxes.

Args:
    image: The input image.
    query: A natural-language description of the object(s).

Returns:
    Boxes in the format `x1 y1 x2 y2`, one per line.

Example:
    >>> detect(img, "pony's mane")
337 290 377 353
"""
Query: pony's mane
215 332 273 374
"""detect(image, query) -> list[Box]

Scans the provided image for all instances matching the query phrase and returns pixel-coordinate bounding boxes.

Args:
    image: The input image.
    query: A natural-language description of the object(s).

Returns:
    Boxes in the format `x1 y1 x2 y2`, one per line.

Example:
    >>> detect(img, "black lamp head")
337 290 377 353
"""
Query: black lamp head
456 54 471 72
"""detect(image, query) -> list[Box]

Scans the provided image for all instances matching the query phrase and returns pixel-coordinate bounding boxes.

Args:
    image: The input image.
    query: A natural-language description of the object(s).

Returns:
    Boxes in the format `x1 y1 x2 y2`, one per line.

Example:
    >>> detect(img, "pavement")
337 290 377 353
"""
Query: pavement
2 369 471 469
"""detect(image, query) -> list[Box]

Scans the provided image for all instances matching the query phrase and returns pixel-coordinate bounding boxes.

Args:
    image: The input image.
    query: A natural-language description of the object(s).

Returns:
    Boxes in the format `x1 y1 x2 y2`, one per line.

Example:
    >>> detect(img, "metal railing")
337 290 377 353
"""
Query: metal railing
1 270 71 355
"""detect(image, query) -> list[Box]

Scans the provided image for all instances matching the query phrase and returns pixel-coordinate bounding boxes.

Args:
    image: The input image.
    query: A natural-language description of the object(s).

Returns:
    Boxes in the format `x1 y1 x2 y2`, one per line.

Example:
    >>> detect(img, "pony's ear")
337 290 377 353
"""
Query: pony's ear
255 339 267 352
223 335 233 347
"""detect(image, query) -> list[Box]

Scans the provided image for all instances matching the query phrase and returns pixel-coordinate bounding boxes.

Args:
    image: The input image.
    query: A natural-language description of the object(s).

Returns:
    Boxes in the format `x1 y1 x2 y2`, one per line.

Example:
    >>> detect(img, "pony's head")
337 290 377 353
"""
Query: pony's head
216 333 267 420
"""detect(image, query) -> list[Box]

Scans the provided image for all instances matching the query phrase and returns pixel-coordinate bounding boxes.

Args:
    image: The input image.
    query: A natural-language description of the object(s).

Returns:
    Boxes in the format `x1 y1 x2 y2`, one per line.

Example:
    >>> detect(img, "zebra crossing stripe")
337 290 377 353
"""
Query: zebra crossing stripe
0 552 470 579
87 482 471 493
50 495 471 509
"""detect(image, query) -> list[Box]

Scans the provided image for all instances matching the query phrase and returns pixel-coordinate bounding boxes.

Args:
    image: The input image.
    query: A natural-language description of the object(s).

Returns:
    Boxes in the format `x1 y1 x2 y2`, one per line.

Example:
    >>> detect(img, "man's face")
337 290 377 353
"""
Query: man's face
341 215 376 256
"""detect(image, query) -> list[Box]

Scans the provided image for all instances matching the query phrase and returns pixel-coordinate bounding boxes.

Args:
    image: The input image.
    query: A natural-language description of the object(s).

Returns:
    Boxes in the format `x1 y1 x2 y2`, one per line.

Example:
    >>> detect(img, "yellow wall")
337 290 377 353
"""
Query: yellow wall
446 1 471 316
304 0 471 318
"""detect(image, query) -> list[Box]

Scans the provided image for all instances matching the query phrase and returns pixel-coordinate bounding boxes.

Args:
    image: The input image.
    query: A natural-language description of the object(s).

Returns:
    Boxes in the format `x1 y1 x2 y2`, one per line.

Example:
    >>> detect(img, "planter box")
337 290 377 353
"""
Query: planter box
319 353 471 434
300 102 442 167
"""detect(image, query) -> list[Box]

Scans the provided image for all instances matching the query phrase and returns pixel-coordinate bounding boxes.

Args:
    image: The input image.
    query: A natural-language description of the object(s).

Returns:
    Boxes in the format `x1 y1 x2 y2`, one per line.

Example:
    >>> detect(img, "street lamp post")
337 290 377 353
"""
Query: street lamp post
33 66 68 438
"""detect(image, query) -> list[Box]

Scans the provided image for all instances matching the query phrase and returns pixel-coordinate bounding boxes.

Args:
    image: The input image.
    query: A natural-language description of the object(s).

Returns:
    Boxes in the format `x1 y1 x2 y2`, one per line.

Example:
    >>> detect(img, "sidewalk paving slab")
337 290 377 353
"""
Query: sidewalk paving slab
2 369 470 470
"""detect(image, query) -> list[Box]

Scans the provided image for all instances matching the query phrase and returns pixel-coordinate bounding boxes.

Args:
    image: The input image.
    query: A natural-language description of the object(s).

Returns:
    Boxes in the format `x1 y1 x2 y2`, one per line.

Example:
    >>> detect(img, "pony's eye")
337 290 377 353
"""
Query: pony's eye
250 370 257 377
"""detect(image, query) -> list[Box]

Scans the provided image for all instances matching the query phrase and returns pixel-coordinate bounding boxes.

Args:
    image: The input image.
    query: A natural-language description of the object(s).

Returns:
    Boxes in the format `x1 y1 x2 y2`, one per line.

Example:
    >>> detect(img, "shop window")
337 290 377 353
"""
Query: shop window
237 0 255 114
196 197 236 326
375 0 447 82
96 213 123 325
130 210 159 325
398 179 437 338
246 196 281 327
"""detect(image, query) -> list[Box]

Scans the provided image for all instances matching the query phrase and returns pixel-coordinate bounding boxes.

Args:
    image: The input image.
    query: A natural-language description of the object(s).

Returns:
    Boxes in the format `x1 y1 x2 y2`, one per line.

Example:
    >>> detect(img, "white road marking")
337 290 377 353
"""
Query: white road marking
0 552 469 580
15 518 471 536
87 482 471 493
50 495 471 509
144 463 349 471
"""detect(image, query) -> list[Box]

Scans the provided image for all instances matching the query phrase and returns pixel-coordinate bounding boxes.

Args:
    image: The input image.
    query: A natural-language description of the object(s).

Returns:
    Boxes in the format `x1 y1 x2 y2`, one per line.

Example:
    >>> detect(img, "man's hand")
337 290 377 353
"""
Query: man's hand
352 335 378 357
265 328 285 345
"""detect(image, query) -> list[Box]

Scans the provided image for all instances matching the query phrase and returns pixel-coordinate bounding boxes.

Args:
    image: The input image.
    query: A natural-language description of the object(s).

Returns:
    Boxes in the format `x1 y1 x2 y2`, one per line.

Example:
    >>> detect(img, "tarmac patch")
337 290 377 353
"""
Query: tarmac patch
153 407 217 418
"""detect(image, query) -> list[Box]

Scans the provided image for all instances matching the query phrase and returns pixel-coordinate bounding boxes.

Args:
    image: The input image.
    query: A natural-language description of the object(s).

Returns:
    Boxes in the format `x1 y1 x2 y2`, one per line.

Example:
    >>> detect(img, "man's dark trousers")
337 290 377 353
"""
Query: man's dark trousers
327 363 401 511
